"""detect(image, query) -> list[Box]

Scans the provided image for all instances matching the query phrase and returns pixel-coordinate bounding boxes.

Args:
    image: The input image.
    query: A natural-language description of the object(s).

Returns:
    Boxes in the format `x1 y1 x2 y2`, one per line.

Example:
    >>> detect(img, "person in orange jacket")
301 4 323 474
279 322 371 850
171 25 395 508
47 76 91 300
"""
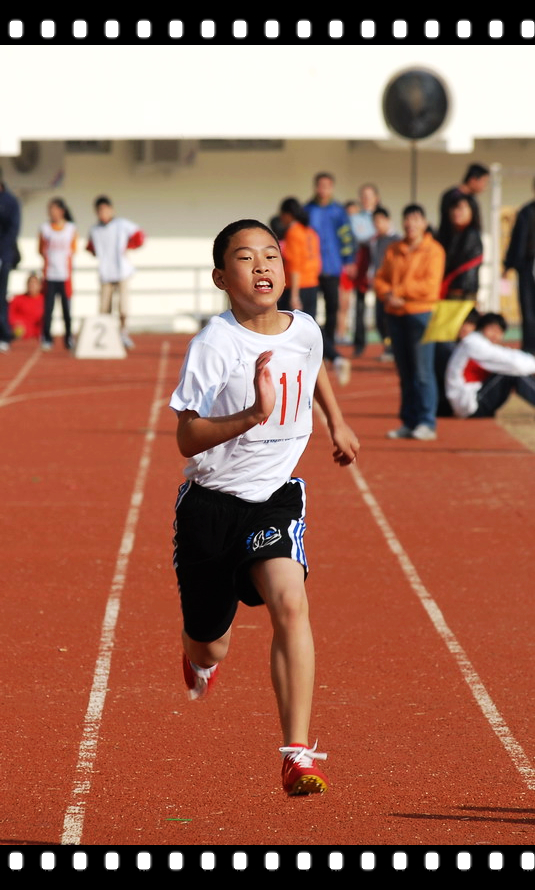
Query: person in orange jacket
277 196 321 319
375 203 446 441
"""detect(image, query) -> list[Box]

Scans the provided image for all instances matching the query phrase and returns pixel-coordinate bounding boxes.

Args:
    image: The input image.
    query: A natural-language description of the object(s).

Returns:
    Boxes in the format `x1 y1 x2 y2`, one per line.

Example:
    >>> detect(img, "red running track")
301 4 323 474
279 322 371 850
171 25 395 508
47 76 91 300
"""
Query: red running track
1 335 535 873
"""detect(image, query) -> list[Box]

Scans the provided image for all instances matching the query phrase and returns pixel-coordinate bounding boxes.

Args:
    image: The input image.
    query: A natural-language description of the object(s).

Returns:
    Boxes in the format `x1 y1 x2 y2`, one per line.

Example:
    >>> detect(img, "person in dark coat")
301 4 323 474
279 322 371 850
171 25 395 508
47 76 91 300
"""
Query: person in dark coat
438 194 484 301
434 194 484 416
503 178 535 355
0 176 21 352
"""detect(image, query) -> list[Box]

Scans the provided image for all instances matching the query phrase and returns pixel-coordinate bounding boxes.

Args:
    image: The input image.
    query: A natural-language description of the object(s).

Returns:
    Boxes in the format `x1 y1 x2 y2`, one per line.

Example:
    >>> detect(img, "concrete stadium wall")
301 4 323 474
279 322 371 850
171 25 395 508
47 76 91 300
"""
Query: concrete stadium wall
6 137 533 334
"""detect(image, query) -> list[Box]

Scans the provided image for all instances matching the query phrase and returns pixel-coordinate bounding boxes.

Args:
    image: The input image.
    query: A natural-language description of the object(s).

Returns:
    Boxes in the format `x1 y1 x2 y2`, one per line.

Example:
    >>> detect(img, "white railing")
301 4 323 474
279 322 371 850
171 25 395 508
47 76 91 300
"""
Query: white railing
10 263 230 335
11 246 502 339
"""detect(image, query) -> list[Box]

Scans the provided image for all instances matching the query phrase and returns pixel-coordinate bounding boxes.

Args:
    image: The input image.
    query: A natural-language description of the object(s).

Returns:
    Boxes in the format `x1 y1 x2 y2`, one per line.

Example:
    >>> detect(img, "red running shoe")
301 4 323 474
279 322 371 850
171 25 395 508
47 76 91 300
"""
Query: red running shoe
182 653 219 701
279 741 328 795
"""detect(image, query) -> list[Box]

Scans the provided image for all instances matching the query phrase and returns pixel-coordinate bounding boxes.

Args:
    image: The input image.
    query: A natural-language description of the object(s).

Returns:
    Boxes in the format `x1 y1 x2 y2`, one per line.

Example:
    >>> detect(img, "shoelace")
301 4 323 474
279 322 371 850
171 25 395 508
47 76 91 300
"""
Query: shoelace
279 740 328 766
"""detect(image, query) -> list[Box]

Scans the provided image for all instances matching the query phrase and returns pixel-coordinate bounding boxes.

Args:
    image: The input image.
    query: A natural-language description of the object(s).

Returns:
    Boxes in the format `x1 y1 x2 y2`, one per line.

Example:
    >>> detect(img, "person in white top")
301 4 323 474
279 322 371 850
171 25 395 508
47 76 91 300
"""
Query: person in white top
86 196 145 350
169 218 360 796
445 311 535 418
38 197 77 350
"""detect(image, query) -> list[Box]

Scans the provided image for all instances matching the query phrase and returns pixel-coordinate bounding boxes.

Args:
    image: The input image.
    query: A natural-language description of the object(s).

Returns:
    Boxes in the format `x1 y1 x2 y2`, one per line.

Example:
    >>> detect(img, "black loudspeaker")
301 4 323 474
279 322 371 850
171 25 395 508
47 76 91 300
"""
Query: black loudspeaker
382 68 449 200
382 68 449 141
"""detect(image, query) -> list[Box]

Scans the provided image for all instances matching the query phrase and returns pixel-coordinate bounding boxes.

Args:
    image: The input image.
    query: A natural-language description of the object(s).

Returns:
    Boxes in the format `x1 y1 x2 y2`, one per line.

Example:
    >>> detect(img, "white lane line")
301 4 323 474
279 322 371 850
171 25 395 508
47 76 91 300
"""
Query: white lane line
0 382 155 408
0 347 41 403
60 341 170 846
347 460 535 790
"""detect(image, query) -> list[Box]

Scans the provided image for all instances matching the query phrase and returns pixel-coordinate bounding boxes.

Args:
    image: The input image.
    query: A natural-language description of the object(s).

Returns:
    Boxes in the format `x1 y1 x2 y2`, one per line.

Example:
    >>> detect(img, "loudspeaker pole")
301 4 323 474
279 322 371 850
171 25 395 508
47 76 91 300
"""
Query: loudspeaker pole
410 141 418 201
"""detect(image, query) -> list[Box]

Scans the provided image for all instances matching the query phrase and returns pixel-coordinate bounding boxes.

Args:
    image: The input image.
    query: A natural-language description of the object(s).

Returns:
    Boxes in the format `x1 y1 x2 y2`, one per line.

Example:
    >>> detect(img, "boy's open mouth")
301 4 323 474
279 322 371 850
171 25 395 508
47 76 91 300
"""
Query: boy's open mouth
255 279 273 292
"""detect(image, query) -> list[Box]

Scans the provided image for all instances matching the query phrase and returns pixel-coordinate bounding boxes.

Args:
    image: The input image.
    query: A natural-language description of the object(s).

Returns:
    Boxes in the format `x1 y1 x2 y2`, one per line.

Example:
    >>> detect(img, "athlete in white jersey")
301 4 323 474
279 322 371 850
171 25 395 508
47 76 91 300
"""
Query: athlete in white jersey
170 309 323 502
170 219 360 797
38 197 77 350
86 195 144 349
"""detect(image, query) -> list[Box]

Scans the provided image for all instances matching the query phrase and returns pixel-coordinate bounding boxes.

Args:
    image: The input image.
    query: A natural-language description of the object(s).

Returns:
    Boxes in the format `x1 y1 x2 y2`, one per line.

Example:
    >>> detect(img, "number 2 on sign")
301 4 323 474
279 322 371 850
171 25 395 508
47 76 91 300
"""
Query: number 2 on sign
261 369 302 425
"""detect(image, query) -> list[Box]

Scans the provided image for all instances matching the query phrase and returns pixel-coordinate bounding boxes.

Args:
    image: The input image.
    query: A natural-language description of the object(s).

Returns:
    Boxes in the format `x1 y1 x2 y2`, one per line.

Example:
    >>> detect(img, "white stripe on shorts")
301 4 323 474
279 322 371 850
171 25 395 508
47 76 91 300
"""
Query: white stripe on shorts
288 477 307 569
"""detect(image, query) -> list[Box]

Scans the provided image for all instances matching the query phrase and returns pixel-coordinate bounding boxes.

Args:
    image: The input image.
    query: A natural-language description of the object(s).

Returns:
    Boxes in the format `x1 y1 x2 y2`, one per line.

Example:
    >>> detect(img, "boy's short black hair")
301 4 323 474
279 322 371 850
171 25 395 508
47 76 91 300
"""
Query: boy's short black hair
213 219 279 270
94 195 112 209
476 312 508 333
314 171 335 184
463 307 481 327
463 163 490 183
373 205 390 218
402 203 426 218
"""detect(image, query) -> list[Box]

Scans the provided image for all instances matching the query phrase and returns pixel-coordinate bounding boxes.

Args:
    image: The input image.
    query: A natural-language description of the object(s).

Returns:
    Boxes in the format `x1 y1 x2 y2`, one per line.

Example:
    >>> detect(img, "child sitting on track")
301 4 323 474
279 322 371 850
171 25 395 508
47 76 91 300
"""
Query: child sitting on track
445 311 535 418
169 218 360 796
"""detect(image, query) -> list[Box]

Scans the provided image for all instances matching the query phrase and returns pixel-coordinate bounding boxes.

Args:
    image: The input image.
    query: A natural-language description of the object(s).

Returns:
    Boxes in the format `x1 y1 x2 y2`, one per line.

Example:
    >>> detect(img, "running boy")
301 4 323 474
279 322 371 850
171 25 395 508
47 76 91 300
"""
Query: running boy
169 219 360 796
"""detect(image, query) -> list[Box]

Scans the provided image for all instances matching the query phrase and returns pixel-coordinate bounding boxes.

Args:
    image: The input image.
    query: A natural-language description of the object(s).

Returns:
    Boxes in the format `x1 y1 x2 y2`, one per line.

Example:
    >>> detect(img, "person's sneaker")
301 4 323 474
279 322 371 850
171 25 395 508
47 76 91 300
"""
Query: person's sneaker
333 356 351 386
411 424 437 441
378 350 395 362
0 341 10 353
279 741 329 796
121 332 135 349
386 425 413 439
41 341 52 352
65 336 75 350
182 652 219 701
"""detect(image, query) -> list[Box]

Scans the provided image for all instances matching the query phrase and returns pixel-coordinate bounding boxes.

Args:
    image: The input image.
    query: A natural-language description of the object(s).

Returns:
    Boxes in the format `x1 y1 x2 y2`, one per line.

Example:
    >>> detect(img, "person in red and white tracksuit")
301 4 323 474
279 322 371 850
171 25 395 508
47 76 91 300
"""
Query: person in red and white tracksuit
86 196 145 350
445 311 535 417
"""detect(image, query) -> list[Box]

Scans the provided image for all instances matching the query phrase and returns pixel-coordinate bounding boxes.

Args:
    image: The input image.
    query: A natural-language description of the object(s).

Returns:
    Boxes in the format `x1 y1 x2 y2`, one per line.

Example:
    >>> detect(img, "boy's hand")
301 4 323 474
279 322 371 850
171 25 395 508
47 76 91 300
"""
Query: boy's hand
385 293 405 310
331 422 360 466
252 351 276 423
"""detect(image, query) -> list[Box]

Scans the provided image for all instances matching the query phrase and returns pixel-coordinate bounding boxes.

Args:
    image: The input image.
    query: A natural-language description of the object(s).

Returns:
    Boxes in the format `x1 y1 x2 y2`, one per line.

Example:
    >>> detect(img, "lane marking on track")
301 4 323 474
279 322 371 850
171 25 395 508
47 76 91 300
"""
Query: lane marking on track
60 341 170 846
0 346 41 403
0 382 156 408
347 459 535 791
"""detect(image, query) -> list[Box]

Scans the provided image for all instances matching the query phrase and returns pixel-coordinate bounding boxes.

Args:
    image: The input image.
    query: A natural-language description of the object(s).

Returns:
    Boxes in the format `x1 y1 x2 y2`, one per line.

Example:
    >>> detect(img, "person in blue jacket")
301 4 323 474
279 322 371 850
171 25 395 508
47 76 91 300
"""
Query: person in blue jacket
0 176 21 353
304 172 355 385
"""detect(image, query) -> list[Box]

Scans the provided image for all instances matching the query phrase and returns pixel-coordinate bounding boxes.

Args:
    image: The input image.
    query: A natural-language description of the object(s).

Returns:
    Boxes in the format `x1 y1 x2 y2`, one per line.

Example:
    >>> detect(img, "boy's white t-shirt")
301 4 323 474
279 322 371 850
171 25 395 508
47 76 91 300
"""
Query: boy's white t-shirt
88 217 140 282
169 309 324 502
445 330 535 417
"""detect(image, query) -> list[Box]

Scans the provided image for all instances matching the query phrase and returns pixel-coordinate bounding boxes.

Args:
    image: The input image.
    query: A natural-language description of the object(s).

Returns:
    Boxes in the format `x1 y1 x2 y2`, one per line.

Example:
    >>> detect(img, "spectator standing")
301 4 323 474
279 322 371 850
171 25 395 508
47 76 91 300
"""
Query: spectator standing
86 196 145 350
503 177 535 355
350 183 381 356
336 200 359 343
367 206 400 361
0 177 21 353
374 203 446 440
277 197 321 319
438 194 484 301
437 163 490 245
38 197 77 351
434 193 485 410
8 272 45 340
304 172 355 385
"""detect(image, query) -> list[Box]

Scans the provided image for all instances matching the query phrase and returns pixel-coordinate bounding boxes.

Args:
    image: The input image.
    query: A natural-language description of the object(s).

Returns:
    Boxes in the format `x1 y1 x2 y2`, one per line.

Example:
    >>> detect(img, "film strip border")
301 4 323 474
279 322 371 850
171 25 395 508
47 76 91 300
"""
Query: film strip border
1 17 535 43
3 847 535 872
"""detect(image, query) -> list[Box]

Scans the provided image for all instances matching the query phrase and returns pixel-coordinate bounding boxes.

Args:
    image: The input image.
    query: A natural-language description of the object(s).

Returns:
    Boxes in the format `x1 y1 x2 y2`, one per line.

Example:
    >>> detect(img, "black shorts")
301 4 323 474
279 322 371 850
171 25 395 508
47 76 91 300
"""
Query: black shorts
172 478 308 643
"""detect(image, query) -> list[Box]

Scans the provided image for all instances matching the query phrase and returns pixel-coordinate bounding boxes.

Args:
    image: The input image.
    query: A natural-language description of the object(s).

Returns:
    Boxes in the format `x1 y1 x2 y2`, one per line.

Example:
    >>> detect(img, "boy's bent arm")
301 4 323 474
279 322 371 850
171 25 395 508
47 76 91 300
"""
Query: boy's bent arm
176 350 276 458
313 363 360 466
177 407 263 458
